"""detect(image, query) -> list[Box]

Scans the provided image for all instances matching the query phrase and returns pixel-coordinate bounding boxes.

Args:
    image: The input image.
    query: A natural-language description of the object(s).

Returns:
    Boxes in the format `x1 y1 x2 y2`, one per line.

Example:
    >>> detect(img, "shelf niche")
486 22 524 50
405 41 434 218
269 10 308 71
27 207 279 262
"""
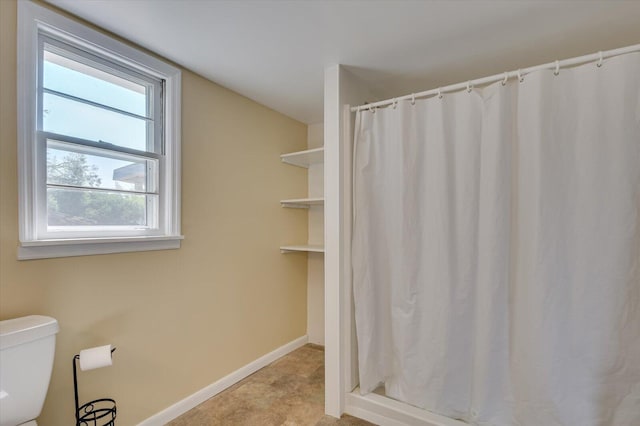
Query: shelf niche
280 140 324 256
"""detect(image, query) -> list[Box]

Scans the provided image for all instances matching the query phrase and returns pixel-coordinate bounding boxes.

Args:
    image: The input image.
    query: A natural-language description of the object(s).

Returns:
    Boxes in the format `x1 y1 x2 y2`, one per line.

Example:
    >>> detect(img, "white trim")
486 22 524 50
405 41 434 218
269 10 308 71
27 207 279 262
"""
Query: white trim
324 64 379 419
17 1 182 259
20 235 184 247
324 64 343 418
346 392 468 426
17 0 38 244
137 335 309 426
164 71 182 235
18 237 183 260
340 96 357 396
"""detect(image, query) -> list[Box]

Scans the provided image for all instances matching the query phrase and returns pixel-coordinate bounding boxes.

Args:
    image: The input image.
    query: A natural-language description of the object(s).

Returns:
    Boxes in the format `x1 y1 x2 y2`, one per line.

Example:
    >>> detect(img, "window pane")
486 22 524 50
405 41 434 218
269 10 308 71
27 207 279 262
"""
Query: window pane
43 92 149 152
47 188 155 227
43 49 148 117
47 140 157 193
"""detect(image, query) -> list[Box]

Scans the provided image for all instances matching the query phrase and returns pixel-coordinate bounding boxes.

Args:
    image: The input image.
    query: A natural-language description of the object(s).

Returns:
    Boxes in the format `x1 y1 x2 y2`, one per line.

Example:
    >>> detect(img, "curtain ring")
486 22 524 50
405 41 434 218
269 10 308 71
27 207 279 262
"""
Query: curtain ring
369 104 375 114
517 69 524 83
597 51 603 67
554 60 560 76
501 72 508 86
437 88 443 99
466 81 473 93
392 98 398 109
411 93 415 105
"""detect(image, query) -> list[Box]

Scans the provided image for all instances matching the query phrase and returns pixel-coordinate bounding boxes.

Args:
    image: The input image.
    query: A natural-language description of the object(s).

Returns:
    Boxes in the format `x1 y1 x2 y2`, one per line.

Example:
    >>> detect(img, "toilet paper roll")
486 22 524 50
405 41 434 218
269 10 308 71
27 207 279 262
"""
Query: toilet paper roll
79 344 113 371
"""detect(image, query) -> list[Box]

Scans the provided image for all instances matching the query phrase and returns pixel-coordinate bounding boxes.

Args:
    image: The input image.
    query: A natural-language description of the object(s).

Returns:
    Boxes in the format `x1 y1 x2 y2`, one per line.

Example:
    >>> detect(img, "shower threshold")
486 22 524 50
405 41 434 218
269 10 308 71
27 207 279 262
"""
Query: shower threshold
345 389 468 426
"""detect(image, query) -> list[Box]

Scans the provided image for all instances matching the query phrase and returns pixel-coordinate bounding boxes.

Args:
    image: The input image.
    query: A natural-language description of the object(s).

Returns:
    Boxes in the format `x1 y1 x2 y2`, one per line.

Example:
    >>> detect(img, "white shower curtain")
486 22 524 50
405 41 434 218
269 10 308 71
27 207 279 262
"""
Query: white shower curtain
352 52 640 426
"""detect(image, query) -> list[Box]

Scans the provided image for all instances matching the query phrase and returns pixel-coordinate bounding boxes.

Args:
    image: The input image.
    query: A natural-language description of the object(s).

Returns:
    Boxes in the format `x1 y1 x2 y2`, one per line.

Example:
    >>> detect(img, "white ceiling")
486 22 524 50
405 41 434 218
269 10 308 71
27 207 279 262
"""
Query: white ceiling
46 0 640 124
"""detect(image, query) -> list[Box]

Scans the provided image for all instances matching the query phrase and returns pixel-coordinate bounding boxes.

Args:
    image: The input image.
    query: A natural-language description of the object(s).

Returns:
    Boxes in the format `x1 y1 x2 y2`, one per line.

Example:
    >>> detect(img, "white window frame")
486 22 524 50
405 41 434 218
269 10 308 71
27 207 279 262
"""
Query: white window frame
17 1 183 260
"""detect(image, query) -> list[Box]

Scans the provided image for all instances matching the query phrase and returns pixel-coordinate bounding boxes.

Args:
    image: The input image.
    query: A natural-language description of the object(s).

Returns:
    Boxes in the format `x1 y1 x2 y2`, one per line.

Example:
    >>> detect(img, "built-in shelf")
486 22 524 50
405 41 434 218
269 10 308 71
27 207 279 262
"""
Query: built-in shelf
280 244 325 254
280 144 324 255
280 197 324 209
280 147 324 168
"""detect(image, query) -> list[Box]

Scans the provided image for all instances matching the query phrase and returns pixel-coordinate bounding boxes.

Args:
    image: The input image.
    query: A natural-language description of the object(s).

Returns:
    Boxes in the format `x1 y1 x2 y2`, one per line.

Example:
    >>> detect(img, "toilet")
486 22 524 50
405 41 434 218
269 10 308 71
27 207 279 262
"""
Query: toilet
0 316 59 426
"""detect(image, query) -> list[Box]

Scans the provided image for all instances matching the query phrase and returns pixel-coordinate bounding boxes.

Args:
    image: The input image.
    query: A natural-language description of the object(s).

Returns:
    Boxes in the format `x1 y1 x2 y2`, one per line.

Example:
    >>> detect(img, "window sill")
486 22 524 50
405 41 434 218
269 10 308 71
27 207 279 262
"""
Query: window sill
18 235 184 260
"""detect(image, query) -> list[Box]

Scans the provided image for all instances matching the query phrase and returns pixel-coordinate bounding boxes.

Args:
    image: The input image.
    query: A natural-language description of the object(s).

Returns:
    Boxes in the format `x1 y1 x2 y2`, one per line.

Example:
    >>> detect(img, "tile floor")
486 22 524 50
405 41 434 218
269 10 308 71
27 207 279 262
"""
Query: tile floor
168 344 375 425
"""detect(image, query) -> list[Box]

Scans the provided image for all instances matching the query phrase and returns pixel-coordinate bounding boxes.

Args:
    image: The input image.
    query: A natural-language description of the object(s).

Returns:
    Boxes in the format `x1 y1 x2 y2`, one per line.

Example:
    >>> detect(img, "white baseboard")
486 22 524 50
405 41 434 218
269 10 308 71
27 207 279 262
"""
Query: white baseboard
345 391 467 426
138 335 309 425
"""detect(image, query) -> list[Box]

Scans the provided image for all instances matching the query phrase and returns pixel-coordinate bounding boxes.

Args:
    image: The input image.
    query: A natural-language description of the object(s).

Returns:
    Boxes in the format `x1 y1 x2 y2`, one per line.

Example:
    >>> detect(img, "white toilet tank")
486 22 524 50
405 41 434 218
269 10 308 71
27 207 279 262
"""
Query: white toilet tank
0 316 59 426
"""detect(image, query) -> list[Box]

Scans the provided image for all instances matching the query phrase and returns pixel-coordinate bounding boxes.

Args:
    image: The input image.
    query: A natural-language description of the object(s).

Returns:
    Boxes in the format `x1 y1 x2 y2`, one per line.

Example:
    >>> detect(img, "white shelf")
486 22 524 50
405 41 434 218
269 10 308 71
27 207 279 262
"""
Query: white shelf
280 147 324 168
280 244 325 254
280 197 324 209
280 144 324 254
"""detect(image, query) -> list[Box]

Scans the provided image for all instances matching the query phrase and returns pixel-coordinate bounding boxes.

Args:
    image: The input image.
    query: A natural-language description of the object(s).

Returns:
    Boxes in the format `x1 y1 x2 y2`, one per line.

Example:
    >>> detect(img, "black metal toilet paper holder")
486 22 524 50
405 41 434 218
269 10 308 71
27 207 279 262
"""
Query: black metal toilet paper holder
73 348 117 426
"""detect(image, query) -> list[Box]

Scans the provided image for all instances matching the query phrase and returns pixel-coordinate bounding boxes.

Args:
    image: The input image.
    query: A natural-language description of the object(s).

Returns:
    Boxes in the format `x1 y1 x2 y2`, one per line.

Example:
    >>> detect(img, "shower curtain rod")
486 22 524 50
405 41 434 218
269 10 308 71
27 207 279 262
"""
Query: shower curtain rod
350 43 640 112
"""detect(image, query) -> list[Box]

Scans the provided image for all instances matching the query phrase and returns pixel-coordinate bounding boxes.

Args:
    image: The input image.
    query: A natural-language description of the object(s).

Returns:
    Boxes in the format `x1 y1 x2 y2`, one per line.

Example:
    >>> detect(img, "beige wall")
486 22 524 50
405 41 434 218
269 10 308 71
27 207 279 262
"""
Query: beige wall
0 1 309 424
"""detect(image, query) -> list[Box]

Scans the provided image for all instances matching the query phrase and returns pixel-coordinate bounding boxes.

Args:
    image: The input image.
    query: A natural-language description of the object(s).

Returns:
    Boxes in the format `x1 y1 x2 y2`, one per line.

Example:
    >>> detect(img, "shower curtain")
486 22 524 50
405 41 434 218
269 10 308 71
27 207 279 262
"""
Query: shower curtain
352 52 640 426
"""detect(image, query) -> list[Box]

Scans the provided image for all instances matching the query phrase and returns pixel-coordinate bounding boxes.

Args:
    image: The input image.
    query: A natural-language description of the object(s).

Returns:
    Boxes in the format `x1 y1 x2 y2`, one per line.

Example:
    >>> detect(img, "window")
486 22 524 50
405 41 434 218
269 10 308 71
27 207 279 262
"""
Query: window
18 1 182 259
